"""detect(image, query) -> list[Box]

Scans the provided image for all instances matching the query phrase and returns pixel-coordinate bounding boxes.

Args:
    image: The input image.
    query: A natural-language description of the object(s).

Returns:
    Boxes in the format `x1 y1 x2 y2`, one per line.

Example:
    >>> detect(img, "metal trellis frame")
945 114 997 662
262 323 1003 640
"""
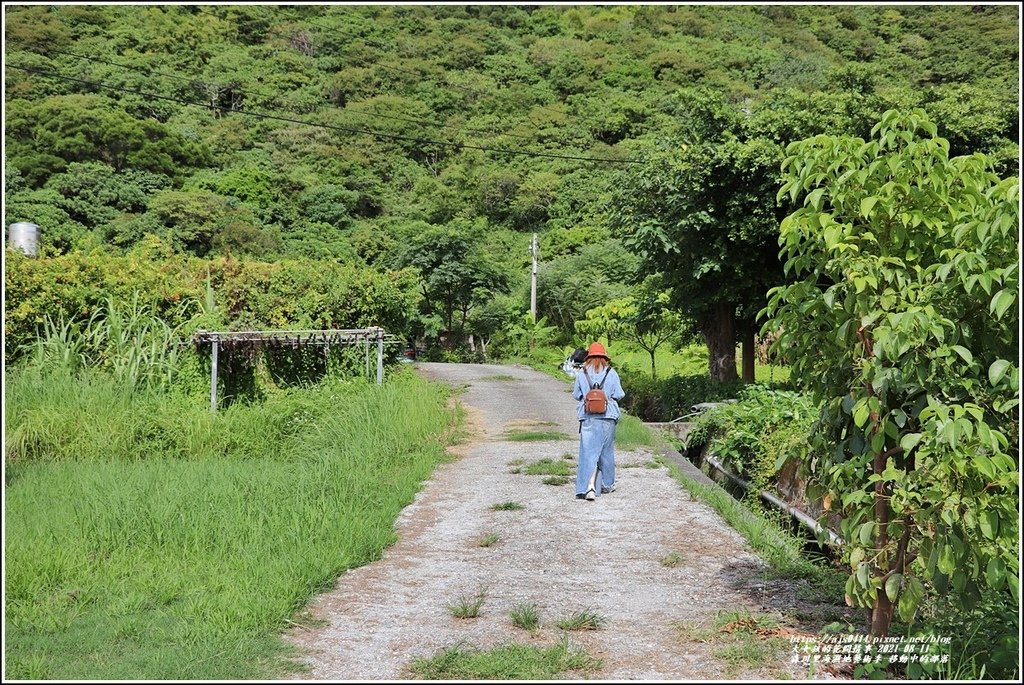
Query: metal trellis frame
192 327 399 412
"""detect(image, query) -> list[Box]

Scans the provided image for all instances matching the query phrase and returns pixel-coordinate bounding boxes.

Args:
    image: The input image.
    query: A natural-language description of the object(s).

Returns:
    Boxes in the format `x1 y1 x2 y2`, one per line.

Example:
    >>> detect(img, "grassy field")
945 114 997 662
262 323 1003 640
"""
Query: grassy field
4 368 461 680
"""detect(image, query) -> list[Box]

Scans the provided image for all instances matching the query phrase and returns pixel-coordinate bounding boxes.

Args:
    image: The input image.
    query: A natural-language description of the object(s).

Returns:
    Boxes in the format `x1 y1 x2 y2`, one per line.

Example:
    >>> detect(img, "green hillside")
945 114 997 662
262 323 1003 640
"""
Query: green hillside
3 4 1019 356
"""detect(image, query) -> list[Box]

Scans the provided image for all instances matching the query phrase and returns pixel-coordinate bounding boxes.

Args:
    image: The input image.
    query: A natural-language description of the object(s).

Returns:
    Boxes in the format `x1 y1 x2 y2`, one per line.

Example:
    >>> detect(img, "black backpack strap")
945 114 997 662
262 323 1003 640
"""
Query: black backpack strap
596 367 611 389
582 367 593 388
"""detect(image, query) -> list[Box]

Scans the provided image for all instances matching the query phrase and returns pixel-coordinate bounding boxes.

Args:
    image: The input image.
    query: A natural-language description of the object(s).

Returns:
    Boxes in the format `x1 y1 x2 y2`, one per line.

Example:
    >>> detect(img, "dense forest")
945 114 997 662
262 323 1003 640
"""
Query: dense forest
4 3 1020 369
4 6 1020 679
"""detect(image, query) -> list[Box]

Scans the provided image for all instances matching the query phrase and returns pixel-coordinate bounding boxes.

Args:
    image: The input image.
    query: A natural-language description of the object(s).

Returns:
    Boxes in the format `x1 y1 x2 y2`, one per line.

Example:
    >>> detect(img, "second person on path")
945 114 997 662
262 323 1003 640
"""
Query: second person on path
572 342 625 501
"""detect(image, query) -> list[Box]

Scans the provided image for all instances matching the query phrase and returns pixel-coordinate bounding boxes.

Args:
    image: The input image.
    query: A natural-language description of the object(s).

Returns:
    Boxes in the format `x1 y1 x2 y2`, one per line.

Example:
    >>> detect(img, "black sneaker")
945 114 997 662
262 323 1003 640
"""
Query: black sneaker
601 484 616 494
575 493 586 500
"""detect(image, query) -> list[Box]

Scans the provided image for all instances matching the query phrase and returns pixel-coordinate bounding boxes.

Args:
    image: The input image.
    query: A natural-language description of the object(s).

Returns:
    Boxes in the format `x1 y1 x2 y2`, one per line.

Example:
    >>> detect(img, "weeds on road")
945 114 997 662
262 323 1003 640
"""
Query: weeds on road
614 415 657 450
409 637 600 679
556 609 606 631
510 602 541 631
490 501 524 511
675 610 789 678
542 476 570 486
523 458 571 476
447 589 488 619
660 552 684 567
505 430 569 442
478 533 500 547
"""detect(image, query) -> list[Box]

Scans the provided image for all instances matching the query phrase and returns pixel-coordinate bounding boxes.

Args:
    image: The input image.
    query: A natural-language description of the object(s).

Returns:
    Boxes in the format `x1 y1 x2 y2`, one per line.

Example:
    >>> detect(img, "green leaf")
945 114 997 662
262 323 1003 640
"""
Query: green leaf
986 556 1006 589
853 402 869 428
885 573 902 602
805 188 825 211
900 432 923 452
860 196 878 218
988 359 1011 386
858 521 875 546
950 345 973 365
897 577 924 622
989 289 1015 319
975 455 996 480
850 546 865 569
979 510 998 540
856 562 870 588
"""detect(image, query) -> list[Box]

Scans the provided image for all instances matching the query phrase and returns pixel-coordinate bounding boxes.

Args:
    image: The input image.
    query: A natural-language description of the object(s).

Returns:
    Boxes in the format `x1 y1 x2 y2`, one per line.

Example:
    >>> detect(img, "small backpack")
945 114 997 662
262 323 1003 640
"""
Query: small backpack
582 367 612 414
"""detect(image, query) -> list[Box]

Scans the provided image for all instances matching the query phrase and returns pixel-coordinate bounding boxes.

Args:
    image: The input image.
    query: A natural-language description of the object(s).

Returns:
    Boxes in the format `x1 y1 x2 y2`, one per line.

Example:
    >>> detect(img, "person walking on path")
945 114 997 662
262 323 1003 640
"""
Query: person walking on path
572 342 625 501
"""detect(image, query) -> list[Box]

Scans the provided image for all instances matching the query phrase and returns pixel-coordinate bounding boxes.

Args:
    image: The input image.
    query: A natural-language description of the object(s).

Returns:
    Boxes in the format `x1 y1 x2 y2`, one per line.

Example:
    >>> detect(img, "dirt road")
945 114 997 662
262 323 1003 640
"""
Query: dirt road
286 362 831 680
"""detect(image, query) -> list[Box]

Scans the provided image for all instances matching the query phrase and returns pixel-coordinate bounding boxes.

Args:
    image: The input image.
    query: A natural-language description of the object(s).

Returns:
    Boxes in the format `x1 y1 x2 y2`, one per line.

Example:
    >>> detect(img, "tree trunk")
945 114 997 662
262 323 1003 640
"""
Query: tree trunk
870 445 894 637
649 348 657 380
700 301 738 383
741 324 755 382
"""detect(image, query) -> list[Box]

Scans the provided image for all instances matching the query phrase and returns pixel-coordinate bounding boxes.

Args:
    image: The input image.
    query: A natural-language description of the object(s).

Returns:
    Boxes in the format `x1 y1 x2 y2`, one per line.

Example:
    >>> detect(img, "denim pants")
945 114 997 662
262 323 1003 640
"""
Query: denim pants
576 418 616 496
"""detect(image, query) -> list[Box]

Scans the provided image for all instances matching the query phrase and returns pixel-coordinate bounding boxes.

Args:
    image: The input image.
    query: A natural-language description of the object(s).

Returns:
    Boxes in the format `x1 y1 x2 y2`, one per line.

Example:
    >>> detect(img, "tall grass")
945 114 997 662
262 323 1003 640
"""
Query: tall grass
614 414 657 450
29 293 196 389
4 368 459 680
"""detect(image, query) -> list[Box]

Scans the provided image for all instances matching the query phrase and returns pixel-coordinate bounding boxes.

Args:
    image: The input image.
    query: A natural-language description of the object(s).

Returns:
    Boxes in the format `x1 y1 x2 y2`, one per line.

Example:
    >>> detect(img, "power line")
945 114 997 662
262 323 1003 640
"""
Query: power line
10 64 641 165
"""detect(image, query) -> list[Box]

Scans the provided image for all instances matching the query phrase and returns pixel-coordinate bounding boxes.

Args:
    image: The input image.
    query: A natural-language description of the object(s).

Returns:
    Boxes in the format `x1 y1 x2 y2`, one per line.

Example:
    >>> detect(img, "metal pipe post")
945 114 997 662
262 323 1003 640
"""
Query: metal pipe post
210 339 219 413
530 233 538 323
376 328 384 385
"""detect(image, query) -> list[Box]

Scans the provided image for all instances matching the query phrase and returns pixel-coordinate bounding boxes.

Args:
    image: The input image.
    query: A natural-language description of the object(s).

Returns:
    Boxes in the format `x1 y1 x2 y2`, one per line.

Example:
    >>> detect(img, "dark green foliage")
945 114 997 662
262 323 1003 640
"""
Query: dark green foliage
686 385 816 485
618 372 750 423
4 4 1015 267
3 247 416 362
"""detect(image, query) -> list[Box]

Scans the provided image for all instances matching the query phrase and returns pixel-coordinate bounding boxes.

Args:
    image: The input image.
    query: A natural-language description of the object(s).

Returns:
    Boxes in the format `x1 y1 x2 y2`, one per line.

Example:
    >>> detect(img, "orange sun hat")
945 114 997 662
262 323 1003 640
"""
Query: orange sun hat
584 342 610 360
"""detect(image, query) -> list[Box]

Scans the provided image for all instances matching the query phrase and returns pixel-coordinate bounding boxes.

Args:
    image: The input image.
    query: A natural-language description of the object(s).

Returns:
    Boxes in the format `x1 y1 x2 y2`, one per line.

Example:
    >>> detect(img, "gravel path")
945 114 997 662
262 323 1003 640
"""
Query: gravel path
285 362 828 680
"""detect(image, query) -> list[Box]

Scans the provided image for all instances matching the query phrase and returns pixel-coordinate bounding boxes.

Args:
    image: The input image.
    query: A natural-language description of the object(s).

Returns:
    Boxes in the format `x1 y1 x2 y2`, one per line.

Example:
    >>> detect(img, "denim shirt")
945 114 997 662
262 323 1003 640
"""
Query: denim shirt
572 366 625 421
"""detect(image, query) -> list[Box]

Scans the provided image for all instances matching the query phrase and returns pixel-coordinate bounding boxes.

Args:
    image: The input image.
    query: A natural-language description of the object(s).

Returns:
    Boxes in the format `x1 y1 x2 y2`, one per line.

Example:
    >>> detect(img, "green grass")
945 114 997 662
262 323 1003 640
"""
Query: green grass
447 589 488 619
660 552 684 567
409 638 600 679
481 374 518 382
477 533 500 547
523 458 572 476
504 430 569 442
542 475 570 486
510 602 541 631
556 609 607 631
490 501 524 511
3 368 460 680
615 414 657 450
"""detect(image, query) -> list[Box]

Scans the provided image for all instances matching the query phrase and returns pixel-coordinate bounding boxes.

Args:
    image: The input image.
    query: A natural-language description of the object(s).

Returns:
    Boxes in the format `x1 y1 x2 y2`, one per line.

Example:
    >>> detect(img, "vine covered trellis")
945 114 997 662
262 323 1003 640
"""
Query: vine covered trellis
192 328 398 411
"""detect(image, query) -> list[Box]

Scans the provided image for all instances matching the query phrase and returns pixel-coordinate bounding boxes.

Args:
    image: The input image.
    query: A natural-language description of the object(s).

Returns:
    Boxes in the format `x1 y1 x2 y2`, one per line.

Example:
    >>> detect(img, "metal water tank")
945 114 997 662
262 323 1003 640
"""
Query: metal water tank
8 222 39 256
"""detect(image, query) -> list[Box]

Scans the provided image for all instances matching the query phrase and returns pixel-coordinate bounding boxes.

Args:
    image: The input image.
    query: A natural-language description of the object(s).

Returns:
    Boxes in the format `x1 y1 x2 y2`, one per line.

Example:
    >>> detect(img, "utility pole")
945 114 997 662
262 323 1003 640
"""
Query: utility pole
529 233 538 323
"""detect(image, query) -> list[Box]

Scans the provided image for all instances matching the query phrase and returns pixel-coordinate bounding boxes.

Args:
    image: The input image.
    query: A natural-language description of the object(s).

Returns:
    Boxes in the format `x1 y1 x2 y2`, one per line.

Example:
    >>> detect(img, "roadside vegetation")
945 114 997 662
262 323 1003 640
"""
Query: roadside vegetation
4 4 1018 680
4 298 461 680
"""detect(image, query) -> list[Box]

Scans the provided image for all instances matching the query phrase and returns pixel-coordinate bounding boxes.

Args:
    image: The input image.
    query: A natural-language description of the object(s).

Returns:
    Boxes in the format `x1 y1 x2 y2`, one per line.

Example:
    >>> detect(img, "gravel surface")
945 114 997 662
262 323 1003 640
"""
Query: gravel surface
285 362 837 680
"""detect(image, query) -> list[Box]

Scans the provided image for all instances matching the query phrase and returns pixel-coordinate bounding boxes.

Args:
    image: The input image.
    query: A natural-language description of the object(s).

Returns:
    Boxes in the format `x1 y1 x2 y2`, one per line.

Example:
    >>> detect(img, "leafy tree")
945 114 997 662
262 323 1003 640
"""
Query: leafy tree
575 276 687 379
396 220 508 348
763 110 1018 638
147 189 271 257
5 95 210 186
610 89 787 383
43 162 169 232
536 238 635 338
